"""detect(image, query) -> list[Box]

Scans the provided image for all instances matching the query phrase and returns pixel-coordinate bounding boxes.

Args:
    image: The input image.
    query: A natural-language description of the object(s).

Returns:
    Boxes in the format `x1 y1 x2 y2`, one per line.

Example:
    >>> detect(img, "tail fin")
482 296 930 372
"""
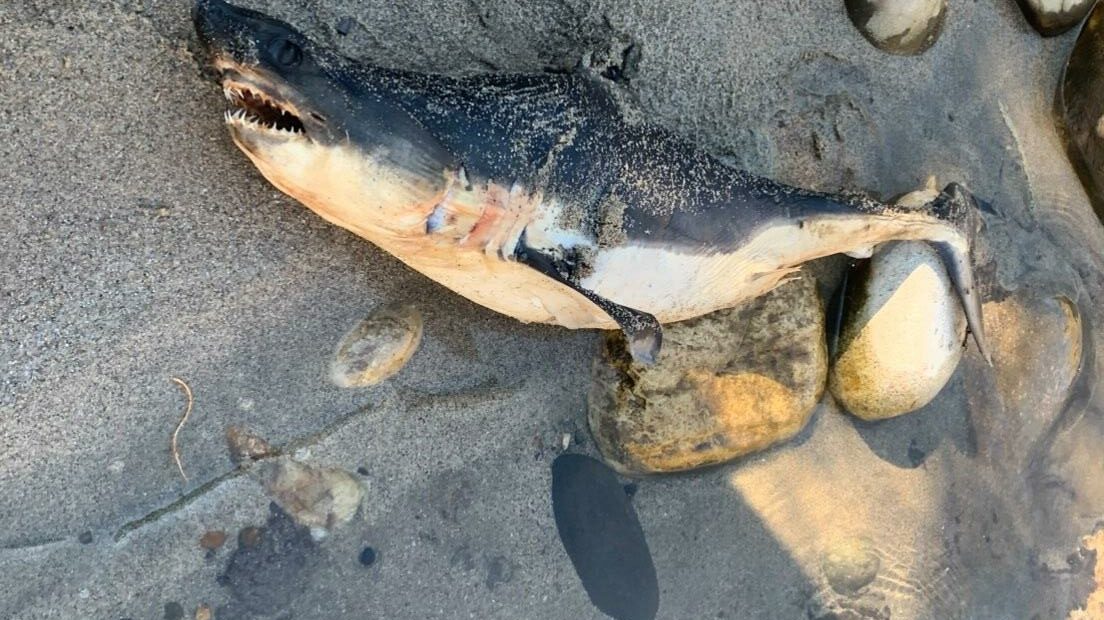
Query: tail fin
926 183 993 366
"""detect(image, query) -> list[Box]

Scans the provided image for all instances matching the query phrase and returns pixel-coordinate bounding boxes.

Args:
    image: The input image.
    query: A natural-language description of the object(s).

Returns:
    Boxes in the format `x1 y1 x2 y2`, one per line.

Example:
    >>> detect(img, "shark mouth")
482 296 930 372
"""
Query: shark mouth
222 81 306 136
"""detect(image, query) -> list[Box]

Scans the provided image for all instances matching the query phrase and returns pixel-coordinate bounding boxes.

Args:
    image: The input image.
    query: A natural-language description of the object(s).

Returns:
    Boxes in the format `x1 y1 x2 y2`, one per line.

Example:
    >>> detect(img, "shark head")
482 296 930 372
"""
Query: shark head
193 0 458 239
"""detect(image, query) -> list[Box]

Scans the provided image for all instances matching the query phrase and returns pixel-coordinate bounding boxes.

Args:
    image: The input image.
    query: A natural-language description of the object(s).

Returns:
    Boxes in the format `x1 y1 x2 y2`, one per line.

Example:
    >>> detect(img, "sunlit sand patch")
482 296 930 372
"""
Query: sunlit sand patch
728 412 948 616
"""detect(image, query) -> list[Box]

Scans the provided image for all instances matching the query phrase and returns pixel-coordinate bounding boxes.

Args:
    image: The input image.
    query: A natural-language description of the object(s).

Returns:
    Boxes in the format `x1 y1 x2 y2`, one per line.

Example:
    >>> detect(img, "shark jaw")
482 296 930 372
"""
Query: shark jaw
215 60 312 150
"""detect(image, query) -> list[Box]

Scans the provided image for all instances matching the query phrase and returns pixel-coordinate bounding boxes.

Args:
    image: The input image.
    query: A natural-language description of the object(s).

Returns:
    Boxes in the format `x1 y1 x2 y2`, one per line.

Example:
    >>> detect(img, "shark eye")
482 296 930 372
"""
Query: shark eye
269 38 302 67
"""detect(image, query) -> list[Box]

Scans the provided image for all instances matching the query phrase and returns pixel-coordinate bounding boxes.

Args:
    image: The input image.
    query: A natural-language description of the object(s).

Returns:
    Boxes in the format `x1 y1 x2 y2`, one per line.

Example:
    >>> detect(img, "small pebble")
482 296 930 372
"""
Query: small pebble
238 526 263 549
623 483 639 498
195 604 213 620
164 602 185 620
199 530 227 551
78 530 93 544
356 466 370 476
336 16 355 36
358 546 377 567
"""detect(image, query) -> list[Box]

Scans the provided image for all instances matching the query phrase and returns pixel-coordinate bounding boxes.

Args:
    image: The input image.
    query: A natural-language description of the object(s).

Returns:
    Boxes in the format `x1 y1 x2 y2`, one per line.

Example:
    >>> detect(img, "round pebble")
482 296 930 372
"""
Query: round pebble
330 305 423 388
199 530 227 551
358 546 377 567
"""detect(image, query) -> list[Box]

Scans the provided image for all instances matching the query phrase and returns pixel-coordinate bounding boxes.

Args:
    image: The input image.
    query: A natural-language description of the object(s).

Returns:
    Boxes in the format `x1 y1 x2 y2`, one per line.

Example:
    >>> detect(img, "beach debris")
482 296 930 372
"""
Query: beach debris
169 377 194 482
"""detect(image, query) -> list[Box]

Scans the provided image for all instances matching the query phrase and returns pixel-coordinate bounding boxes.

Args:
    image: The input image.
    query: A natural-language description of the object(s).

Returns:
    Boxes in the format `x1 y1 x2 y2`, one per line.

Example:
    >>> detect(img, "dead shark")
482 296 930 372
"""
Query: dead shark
193 0 991 365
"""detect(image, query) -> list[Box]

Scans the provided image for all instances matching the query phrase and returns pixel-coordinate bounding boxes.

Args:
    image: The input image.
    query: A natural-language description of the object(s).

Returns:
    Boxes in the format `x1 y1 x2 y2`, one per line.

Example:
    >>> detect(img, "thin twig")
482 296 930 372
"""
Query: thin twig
170 377 194 483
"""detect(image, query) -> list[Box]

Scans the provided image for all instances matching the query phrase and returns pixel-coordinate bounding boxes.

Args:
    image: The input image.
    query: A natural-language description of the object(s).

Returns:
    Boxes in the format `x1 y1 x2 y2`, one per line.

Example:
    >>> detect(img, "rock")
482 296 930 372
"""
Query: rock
550 454 658 620
830 241 966 420
983 294 1083 418
589 275 826 474
358 546 377 567
845 0 947 55
1015 0 1096 36
199 530 227 551
225 426 276 464
1061 2 1104 212
330 304 423 388
821 539 880 595
252 456 364 532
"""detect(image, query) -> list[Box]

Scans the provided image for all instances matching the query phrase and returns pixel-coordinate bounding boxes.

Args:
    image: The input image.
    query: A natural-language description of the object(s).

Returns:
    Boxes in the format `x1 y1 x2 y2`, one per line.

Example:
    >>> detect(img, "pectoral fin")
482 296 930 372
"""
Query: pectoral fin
513 235 662 365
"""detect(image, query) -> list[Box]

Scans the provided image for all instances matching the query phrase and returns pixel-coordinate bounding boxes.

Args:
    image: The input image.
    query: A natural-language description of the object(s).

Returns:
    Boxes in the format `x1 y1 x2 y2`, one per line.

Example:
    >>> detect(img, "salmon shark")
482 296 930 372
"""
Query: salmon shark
193 0 992 365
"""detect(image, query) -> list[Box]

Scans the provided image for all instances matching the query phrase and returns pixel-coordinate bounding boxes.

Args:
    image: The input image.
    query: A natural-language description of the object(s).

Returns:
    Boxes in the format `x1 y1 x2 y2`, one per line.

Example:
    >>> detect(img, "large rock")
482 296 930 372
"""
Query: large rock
829 240 966 420
1061 2 1104 213
588 275 827 474
845 0 947 55
1015 0 1097 36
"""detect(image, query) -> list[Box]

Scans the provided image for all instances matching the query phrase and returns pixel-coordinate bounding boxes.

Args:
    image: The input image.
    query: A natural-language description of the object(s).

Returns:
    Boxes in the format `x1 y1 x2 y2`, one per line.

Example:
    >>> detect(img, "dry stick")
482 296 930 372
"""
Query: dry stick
170 377 194 483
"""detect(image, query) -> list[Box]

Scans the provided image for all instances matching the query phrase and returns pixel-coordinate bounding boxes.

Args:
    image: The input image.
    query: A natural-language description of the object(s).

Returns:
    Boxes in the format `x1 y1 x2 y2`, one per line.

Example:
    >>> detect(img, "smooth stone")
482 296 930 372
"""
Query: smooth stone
329 304 423 388
550 454 658 620
1015 0 1096 36
845 0 947 55
1061 2 1104 215
830 240 966 420
589 275 826 474
984 294 1083 414
821 539 880 595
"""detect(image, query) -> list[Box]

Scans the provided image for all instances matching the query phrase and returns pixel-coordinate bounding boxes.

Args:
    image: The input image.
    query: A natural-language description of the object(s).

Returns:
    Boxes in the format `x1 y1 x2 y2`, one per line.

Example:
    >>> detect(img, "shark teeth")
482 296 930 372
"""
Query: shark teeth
221 83 306 137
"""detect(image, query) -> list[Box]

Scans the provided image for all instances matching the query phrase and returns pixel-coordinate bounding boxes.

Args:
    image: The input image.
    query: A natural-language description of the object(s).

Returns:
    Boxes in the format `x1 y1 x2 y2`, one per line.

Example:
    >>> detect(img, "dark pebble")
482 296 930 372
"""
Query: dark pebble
623 483 639 498
163 602 184 620
356 466 370 476
238 526 263 548
551 454 658 620
358 546 377 567
78 530 93 544
336 16 355 36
